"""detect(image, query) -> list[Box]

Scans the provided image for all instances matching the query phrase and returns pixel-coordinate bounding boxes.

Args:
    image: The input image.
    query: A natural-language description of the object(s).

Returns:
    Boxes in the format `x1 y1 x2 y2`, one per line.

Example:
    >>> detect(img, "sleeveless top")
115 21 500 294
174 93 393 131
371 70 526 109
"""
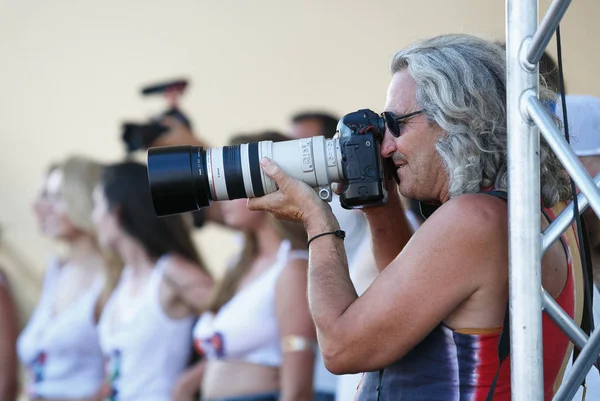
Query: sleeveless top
194 240 337 393
355 198 578 401
17 258 105 399
98 256 195 401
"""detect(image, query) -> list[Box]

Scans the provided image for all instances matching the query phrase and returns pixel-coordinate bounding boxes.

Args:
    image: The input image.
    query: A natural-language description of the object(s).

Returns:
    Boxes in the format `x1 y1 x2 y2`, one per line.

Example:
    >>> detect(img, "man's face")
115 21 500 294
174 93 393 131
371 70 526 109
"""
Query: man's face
380 70 447 202
289 119 323 139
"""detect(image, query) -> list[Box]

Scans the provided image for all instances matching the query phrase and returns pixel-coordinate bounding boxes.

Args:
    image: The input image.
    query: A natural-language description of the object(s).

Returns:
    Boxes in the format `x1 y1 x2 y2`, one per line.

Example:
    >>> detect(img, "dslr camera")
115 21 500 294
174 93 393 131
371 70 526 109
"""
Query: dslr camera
122 79 192 153
147 109 390 216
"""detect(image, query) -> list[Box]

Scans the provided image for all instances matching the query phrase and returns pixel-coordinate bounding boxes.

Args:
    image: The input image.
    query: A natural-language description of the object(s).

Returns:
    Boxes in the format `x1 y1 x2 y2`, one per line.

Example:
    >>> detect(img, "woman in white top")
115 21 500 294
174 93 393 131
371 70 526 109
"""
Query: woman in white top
173 132 321 401
18 156 121 401
91 161 213 401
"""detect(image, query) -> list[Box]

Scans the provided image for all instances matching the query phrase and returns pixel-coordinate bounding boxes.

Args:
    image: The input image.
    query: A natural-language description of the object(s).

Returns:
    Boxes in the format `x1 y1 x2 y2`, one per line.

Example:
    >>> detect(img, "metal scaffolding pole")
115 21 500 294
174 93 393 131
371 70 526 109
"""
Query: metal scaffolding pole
507 0 600 398
506 0 543 399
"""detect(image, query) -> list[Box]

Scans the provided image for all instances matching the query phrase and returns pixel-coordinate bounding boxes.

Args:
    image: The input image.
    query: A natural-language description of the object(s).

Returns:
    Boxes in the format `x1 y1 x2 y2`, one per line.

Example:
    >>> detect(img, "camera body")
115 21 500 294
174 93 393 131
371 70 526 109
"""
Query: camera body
336 109 387 209
147 108 389 217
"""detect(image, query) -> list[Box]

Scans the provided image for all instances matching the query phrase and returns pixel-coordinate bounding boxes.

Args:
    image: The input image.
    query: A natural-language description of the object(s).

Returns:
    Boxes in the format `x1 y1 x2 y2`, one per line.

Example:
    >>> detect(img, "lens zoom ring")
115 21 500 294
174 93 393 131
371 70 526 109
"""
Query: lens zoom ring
248 142 265 197
222 146 246 200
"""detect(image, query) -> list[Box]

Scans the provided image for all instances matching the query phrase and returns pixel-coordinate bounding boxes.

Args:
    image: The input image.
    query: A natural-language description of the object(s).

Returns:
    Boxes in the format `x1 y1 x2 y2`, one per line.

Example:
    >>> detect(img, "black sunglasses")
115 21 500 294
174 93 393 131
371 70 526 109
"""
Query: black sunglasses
382 109 426 138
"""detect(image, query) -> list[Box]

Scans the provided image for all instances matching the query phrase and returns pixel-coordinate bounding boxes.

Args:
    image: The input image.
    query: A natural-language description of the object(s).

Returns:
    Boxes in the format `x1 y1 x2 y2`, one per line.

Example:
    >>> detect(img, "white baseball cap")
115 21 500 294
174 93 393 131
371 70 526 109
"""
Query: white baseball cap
556 95 600 156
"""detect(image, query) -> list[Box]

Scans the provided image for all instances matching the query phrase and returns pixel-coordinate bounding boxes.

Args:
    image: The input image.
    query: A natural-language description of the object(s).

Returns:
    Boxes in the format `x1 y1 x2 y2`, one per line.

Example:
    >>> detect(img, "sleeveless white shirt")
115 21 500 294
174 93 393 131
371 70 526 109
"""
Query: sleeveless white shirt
17 258 105 399
194 240 337 393
98 256 195 401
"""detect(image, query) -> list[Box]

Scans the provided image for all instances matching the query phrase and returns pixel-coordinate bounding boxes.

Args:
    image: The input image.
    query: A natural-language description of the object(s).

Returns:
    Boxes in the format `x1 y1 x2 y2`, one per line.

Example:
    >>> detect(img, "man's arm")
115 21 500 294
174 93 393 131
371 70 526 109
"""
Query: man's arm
363 184 414 271
247 160 506 375
306 194 506 374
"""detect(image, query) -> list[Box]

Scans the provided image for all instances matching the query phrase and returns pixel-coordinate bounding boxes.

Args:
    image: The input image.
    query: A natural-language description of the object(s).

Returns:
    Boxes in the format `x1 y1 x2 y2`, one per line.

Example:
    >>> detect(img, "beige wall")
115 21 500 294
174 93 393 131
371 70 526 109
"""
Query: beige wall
1 0 599 321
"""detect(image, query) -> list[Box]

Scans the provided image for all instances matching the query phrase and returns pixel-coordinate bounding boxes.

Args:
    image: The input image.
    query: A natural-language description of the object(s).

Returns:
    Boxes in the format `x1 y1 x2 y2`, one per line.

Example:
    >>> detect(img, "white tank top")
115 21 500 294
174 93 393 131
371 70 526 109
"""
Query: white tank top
98 256 195 401
194 240 337 393
17 258 105 399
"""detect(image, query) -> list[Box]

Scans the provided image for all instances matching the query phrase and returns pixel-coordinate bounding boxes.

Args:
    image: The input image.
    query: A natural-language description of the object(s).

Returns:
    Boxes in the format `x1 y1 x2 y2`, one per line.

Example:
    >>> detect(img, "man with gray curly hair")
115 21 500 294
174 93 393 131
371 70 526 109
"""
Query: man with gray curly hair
248 34 579 400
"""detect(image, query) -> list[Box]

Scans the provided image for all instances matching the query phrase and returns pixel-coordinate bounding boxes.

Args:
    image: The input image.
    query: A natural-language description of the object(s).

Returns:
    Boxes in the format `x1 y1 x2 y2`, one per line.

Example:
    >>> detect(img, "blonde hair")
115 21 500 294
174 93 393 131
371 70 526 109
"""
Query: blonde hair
60 157 103 235
58 156 123 311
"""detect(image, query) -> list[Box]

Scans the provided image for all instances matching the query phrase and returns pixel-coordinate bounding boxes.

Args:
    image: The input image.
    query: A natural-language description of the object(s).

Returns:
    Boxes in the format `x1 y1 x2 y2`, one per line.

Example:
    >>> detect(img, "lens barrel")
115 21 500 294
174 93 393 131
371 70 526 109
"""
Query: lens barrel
147 145 211 216
147 136 344 217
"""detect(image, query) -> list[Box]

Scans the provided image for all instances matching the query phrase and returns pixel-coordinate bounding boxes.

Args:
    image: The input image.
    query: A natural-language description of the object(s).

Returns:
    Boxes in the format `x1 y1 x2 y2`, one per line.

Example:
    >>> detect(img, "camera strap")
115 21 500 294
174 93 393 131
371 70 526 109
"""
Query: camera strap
377 369 383 401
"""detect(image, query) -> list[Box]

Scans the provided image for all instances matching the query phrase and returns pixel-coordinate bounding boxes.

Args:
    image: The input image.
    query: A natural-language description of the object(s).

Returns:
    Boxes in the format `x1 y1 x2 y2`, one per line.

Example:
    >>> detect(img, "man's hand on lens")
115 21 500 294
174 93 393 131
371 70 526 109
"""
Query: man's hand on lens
247 158 336 231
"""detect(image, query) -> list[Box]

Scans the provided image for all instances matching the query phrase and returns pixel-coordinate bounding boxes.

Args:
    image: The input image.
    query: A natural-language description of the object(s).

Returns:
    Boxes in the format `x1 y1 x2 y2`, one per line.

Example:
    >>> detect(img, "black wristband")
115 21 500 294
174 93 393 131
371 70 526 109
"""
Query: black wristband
307 230 346 247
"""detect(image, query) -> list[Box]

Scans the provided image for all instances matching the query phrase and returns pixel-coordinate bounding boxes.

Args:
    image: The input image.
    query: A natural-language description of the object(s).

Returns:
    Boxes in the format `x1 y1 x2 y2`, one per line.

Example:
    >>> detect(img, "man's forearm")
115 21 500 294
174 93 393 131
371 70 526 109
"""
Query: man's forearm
305 209 358 344
364 196 413 271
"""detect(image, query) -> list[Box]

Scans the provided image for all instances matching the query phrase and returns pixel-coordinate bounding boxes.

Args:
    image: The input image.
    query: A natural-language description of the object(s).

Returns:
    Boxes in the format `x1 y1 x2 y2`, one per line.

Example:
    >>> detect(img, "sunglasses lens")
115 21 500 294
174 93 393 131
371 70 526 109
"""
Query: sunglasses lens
383 112 400 138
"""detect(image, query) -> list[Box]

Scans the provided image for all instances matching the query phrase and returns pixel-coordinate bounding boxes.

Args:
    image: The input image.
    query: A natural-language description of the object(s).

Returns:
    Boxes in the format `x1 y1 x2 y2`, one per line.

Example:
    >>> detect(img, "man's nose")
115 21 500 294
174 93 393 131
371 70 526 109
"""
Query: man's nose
380 130 396 158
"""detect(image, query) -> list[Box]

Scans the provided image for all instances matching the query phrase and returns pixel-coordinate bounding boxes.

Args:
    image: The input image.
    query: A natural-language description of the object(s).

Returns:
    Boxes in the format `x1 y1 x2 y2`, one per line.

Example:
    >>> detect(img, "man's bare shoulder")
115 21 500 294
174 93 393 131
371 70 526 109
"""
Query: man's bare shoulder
424 193 508 233
409 193 509 267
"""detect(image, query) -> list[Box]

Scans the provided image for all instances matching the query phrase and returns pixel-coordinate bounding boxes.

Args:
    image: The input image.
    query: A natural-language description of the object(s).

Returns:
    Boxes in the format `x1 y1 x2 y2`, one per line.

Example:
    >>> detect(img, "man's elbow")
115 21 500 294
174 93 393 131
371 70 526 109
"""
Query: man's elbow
320 340 360 375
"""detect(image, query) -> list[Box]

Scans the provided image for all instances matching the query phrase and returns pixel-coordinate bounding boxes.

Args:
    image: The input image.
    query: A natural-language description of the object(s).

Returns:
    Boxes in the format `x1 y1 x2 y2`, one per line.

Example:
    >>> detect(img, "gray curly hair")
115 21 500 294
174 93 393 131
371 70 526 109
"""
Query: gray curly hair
391 34 570 207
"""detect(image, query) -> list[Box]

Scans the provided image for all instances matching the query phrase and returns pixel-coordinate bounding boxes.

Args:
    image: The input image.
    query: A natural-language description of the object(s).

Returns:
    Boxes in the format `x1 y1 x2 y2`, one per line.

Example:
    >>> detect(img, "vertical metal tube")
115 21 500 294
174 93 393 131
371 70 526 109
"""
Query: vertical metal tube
506 0 544 399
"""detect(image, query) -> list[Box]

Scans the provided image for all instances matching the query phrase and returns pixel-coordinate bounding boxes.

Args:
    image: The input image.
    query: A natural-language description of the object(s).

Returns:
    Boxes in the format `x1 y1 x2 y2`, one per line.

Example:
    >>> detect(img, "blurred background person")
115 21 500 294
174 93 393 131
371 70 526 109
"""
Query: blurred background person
288 112 339 141
92 161 213 401
190 131 321 401
557 95 600 400
17 157 119 401
561 96 600 305
568 102 600 280
0 261 19 400
531 51 600 399
558 95 600 283
135 114 226 228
